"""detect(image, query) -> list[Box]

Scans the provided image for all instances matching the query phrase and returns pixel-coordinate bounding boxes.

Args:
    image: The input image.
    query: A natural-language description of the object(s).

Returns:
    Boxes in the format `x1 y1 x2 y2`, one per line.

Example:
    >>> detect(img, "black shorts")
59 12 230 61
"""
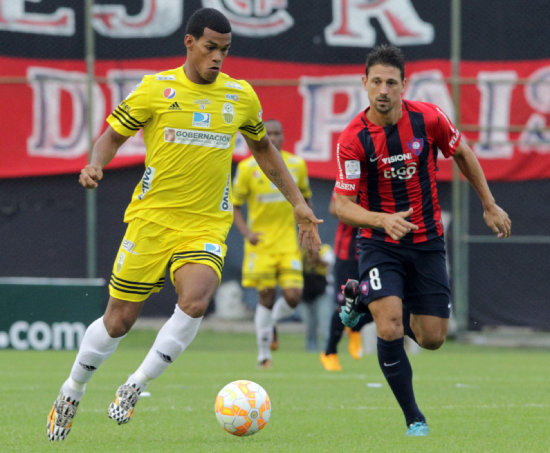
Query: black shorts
357 237 451 318
333 258 359 306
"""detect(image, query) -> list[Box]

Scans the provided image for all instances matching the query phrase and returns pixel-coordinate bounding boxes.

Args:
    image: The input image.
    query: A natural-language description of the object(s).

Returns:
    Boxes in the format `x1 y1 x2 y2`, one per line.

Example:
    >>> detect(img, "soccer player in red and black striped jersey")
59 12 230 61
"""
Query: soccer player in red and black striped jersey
334 44 511 436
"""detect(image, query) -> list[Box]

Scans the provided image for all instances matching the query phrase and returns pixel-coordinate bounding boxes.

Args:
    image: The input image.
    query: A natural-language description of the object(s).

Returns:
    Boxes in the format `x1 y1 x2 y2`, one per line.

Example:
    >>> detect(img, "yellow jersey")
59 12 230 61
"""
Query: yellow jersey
107 66 265 235
232 150 312 254
303 244 334 277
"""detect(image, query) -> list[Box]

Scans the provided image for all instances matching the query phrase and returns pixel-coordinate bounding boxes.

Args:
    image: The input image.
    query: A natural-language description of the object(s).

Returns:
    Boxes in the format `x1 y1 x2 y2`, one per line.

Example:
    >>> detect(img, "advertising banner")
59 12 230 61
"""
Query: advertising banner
1 0 548 180
0 278 105 350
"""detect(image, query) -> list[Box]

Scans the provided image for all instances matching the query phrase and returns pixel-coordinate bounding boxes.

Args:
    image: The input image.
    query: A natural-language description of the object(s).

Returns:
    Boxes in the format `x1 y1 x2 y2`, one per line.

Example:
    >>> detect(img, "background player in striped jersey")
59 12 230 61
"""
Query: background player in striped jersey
47 8 322 441
334 44 511 436
232 119 313 368
320 191 371 371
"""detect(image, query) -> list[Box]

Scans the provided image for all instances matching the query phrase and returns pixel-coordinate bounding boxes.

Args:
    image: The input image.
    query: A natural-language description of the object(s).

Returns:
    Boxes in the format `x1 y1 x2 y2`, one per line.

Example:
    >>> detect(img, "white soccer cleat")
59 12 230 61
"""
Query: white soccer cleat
108 383 141 425
47 392 79 441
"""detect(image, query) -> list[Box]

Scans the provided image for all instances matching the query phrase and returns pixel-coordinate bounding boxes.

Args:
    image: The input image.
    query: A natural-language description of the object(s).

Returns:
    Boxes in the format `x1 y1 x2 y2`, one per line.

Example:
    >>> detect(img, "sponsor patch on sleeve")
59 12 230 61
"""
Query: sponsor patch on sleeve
344 160 361 179
156 74 176 80
335 181 356 191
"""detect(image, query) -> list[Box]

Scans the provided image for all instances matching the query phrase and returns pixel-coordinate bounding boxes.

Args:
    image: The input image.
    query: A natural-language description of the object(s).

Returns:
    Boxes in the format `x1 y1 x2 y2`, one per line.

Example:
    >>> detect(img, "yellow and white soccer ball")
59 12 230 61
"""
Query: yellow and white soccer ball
214 380 271 436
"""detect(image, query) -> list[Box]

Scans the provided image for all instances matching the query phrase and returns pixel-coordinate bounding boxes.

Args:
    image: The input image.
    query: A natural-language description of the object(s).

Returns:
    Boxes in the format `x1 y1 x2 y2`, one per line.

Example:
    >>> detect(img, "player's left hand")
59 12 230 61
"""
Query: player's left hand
294 202 323 252
483 204 511 238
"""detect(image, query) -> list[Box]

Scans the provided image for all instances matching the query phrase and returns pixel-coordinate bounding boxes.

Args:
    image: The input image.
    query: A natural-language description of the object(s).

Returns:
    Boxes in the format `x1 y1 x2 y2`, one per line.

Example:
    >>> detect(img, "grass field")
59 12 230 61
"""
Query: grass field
1 327 549 452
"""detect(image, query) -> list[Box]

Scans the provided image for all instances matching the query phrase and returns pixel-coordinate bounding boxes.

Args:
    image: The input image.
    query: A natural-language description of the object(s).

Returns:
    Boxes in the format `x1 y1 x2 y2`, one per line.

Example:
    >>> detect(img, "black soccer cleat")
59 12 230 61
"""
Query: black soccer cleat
342 279 360 314
339 279 363 328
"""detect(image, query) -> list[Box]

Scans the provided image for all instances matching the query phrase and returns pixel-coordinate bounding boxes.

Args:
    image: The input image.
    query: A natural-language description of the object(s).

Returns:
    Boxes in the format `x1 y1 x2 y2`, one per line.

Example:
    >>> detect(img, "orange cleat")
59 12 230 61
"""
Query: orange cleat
346 327 362 360
320 353 342 371
258 358 272 369
270 326 279 351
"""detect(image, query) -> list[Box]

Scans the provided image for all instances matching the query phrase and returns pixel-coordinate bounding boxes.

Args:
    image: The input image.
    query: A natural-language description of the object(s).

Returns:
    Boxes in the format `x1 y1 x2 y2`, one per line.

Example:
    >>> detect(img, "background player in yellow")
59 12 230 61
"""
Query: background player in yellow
300 243 335 352
232 119 313 368
47 8 322 442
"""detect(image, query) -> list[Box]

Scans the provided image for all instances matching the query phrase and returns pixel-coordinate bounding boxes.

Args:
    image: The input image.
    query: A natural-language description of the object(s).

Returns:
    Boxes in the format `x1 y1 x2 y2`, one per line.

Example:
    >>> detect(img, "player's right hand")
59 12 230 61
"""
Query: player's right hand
294 202 323 253
246 231 263 246
79 164 103 189
382 208 419 241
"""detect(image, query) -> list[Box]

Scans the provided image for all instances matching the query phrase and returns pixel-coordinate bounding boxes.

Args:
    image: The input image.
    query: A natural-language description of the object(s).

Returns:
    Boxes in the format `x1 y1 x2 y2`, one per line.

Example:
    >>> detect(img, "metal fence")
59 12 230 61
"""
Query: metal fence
1 0 549 331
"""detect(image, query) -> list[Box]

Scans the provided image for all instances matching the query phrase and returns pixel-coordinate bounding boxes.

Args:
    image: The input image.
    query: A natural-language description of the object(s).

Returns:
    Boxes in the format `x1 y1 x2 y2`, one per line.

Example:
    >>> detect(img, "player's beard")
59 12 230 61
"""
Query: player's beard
373 97 393 114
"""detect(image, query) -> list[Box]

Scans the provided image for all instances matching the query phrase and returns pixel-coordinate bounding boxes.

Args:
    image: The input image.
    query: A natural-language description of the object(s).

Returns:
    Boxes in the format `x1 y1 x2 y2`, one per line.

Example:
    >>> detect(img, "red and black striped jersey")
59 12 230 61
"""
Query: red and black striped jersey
334 221 358 261
330 188 358 260
334 100 461 245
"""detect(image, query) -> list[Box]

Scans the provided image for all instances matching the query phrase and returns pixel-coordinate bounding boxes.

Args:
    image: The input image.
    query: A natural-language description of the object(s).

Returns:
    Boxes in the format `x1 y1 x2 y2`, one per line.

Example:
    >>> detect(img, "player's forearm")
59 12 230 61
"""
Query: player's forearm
453 143 496 210
89 127 128 169
90 146 117 170
334 195 384 229
253 145 306 208
232 206 251 238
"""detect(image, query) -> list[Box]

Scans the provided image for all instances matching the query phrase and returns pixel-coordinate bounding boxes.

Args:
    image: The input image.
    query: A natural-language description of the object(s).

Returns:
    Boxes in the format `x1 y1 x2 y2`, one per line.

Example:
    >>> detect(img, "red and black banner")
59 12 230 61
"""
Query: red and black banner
1 0 549 180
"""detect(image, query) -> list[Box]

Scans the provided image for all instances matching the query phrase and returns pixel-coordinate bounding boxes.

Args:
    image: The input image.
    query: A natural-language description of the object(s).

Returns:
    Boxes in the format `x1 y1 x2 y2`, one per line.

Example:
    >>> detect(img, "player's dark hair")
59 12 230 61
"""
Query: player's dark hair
185 8 231 38
365 44 405 80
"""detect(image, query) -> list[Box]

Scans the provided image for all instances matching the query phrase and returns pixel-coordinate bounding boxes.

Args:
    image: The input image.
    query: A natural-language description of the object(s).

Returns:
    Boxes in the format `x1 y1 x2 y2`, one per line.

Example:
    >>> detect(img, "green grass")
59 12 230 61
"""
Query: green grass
1 328 549 452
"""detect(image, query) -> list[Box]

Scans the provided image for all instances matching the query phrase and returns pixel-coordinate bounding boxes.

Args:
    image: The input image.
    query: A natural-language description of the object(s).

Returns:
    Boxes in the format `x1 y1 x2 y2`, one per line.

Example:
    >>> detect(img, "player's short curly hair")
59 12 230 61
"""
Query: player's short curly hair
185 8 231 38
365 44 405 80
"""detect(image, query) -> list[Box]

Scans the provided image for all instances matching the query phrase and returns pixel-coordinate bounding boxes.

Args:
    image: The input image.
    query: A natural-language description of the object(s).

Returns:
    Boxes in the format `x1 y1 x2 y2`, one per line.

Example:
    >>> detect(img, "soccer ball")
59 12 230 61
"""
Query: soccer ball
214 380 271 436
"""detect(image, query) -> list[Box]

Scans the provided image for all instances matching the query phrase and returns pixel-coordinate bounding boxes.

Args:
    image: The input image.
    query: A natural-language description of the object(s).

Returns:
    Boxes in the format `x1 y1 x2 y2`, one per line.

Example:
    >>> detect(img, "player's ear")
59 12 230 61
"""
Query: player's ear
184 34 194 50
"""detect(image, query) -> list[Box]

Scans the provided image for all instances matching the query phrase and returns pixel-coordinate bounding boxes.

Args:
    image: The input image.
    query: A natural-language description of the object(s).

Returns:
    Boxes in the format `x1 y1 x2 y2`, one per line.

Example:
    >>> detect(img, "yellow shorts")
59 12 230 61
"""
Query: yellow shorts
109 218 227 302
241 249 303 291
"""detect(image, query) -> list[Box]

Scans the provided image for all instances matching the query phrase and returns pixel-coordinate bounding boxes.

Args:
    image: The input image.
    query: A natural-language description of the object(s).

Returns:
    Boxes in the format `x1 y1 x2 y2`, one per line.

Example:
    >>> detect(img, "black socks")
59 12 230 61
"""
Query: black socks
324 310 345 354
377 337 425 426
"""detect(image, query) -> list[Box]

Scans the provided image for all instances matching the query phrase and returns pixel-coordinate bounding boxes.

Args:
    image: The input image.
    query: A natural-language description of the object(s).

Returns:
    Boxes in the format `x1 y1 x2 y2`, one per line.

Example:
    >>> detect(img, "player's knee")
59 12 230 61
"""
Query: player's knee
282 288 302 308
285 294 301 308
259 288 276 308
177 297 210 318
104 316 133 338
103 300 140 337
375 317 404 341
418 334 445 350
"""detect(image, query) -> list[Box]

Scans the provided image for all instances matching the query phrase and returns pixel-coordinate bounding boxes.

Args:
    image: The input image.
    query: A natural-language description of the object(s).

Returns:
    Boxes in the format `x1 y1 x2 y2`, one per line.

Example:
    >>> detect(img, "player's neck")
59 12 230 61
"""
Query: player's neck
182 62 217 85
366 103 403 127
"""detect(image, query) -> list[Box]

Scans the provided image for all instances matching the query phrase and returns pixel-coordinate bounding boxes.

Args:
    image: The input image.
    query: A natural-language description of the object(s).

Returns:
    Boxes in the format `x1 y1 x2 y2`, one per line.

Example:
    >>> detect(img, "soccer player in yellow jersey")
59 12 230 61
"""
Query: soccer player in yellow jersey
232 119 312 368
47 8 322 442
